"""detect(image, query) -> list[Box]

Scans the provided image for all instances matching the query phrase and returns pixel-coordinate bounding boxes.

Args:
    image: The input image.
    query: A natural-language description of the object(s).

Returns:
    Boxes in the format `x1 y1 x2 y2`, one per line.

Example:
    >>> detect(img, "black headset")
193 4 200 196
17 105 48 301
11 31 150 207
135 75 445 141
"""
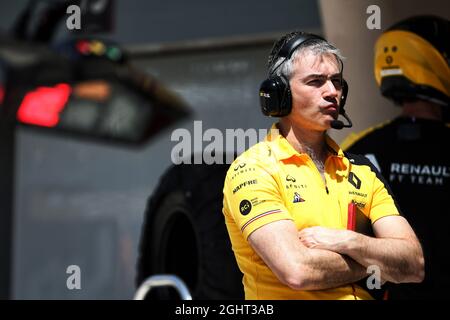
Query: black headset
259 32 351 129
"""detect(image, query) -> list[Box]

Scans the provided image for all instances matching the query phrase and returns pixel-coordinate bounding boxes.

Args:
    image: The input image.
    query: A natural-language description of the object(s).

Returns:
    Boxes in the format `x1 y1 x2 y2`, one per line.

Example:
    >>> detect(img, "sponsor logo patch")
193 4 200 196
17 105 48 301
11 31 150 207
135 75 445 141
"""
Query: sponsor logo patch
232 179 257 194
239 199 252 216
293 192 305 203
250 197 266 207
284 174 308 190
286 175 296 182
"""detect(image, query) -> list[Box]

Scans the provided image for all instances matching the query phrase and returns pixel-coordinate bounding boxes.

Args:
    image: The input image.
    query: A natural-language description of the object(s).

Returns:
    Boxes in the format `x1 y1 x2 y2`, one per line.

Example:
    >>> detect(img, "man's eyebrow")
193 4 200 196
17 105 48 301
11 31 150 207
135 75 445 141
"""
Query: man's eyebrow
302 73 342 80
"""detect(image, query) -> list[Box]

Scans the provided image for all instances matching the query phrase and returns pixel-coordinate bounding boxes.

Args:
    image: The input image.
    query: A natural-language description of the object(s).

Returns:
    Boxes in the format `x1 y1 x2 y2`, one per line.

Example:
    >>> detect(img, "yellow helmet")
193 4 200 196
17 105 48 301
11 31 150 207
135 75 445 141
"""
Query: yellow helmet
374 15 449 106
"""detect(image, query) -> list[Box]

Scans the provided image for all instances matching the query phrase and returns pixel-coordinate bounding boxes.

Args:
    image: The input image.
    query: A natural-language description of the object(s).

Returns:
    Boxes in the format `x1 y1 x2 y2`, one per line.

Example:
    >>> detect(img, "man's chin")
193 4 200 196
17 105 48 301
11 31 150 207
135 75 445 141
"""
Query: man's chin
326 116 339 124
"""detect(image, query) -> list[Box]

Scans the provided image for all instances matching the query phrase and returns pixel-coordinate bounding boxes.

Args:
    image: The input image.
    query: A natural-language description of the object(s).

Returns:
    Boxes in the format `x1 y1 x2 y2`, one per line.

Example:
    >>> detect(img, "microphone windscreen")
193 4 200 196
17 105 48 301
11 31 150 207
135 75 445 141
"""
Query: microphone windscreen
330 120 344 129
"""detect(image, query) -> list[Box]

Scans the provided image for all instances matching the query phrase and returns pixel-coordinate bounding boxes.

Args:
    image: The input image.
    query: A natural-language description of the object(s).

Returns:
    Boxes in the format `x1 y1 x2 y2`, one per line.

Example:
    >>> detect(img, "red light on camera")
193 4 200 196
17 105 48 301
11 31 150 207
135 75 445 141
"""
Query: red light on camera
17 83 72 127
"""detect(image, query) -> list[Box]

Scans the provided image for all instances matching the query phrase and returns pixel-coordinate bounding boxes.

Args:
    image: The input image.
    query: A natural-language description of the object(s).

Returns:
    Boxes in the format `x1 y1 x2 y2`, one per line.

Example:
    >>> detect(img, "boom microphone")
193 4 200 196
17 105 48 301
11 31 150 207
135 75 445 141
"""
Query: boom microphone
330 112 353 130
330 120 345 129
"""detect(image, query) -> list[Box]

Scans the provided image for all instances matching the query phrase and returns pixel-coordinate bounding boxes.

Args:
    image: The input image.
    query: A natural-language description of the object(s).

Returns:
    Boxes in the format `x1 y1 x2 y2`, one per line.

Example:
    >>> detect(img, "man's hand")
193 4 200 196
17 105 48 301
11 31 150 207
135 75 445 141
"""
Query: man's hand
248 220 369 290
299 216 424 284
298 226 353 253
298 226 388 285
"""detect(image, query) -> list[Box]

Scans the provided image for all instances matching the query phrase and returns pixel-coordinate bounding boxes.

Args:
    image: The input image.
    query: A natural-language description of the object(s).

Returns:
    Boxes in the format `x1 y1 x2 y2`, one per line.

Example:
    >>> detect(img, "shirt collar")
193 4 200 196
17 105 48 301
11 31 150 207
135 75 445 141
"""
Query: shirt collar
264 123 300 160
264 122 350 176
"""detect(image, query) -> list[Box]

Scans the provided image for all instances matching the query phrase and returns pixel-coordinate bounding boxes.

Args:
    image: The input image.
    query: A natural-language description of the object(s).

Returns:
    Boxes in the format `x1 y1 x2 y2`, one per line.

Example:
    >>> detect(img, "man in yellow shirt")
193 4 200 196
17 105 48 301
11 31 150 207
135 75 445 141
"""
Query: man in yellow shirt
222 31 424 300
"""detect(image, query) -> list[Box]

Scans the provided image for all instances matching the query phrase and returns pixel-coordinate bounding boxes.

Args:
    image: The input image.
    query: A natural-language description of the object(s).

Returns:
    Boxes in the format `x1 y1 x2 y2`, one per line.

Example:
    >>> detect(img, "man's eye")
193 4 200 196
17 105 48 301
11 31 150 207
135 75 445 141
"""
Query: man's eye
308 79 322 85
332 79 343 88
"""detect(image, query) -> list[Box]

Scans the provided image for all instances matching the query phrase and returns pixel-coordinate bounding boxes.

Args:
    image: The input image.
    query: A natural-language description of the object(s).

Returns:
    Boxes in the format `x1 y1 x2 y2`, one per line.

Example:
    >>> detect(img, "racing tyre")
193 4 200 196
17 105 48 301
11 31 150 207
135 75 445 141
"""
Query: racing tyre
136 157 244 299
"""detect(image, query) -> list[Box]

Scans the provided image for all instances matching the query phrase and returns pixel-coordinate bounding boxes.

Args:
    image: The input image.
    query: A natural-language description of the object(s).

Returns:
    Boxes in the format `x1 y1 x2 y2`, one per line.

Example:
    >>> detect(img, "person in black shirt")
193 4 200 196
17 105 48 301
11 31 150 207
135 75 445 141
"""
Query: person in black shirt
342 15 450 299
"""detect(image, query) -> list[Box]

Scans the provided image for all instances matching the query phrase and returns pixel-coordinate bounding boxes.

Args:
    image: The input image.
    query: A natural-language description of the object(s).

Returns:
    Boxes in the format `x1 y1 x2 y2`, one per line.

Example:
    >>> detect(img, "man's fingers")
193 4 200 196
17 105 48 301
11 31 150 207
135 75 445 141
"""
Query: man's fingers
299 235 317 248
298 228 313 238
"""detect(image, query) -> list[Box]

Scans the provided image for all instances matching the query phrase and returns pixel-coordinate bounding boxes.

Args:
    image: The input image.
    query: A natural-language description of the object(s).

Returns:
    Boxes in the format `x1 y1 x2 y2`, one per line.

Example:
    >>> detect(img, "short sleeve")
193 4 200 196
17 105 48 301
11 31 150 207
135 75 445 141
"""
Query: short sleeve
369 171 400 223
345 152 401 223
223 160 292 240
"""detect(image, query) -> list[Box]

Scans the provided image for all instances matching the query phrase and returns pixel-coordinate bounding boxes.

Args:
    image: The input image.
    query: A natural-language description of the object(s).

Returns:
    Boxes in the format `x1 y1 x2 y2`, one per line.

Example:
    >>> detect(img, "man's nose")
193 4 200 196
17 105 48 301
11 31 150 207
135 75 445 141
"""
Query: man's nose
324 79 338 97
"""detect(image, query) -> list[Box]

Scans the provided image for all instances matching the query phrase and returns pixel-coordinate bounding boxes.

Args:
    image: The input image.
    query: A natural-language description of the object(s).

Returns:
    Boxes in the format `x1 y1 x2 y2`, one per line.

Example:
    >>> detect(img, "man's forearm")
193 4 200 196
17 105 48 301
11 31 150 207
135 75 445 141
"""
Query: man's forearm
340 232 424 283
297 247 367 290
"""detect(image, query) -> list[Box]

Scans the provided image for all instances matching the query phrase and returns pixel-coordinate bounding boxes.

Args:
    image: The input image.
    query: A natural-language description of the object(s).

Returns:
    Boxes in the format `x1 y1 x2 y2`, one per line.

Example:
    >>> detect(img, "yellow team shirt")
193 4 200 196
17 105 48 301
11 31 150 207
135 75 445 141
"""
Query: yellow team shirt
222 123 400 300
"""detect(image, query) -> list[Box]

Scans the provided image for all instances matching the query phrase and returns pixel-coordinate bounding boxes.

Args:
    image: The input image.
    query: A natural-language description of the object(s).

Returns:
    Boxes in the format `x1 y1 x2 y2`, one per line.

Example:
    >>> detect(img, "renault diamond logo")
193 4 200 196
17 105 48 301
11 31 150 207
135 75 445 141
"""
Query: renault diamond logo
348 172 362 189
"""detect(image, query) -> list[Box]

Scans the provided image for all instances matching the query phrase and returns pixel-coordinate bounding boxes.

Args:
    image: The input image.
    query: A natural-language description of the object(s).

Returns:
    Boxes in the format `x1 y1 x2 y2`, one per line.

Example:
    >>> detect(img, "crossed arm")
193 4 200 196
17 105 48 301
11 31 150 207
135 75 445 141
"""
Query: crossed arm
248 215 424 291
298 215 424 284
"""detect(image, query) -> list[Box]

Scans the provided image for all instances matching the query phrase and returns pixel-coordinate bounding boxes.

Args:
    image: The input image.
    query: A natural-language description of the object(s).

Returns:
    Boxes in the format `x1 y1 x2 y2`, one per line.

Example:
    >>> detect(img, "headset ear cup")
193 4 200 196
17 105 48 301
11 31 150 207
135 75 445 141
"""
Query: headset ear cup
278 75 292 116
259 75 292 117
339 79 349 113
259 77 279 116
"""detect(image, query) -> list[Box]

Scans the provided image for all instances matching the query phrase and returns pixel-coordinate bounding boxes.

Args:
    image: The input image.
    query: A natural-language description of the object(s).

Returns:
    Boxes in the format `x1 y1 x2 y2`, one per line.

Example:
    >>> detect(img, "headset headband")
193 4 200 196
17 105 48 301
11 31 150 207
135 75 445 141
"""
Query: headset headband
277 33 326 59
271 33 327 76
